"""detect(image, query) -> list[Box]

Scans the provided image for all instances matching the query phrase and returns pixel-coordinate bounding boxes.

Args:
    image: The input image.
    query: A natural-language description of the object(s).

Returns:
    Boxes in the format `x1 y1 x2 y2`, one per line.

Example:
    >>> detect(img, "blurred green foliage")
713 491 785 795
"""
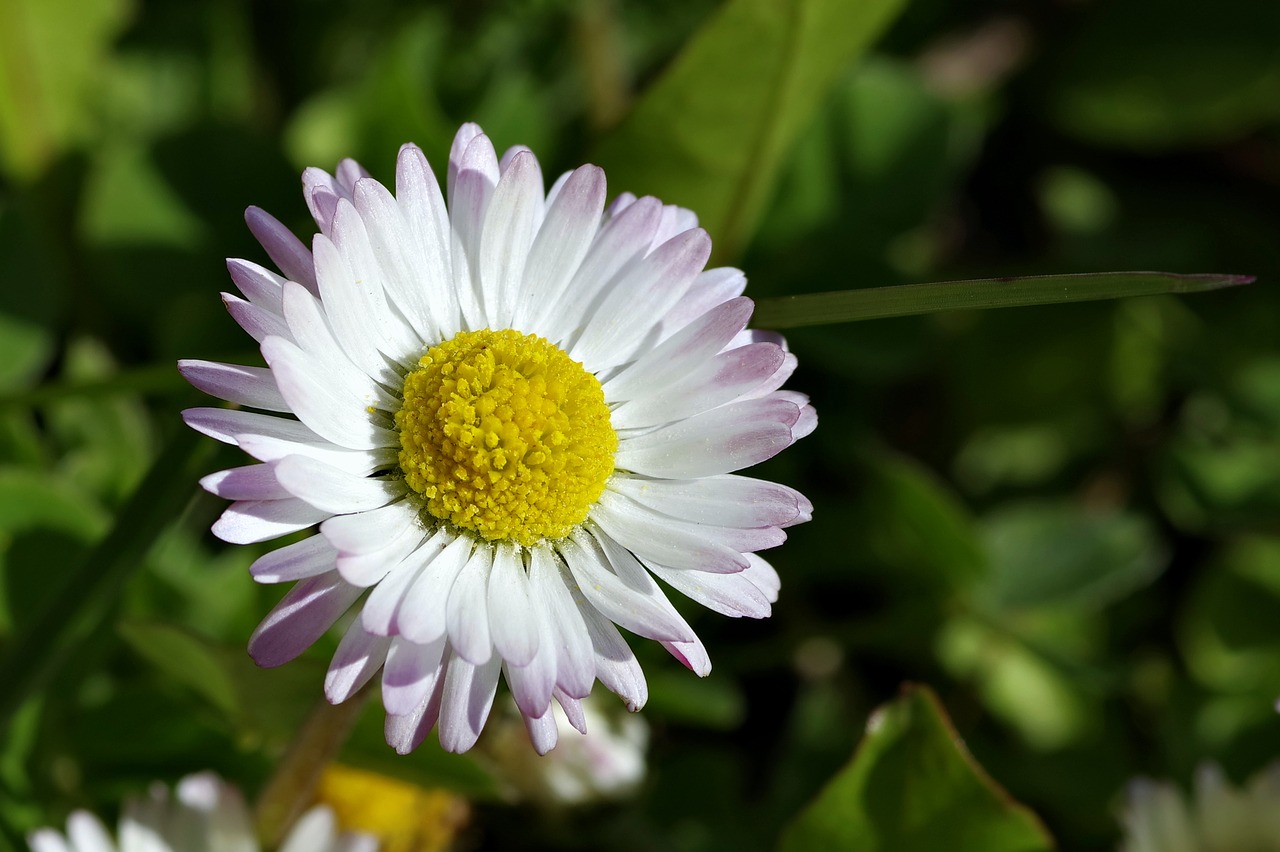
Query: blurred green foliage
1 0 1279 849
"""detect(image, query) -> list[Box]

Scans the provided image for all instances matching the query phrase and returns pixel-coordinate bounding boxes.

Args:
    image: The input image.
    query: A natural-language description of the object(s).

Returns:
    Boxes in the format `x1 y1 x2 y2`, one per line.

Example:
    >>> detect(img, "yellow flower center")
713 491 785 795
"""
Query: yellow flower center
396 328 616 547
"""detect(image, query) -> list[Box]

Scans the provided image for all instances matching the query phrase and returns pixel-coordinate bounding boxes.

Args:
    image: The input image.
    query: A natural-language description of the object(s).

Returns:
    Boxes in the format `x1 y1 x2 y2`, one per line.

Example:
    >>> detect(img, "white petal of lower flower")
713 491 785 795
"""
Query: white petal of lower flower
30 774 377 852
183 122 812 755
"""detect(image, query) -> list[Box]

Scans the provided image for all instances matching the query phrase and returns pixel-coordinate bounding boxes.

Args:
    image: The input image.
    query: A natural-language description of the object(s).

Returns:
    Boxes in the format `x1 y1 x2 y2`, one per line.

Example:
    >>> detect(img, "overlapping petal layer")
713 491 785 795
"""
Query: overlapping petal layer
184 123 814 755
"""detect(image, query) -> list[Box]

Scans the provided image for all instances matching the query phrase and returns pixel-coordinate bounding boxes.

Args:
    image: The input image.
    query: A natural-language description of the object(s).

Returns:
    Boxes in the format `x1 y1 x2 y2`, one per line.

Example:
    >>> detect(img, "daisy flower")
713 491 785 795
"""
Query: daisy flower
1119 762 1280 852
28 772 376 852
180 122 814 755
482 693 649 805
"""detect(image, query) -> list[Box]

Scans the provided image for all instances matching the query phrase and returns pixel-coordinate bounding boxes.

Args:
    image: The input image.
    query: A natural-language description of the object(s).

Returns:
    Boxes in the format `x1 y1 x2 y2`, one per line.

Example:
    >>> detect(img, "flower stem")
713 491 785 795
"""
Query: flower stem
254 685 372 847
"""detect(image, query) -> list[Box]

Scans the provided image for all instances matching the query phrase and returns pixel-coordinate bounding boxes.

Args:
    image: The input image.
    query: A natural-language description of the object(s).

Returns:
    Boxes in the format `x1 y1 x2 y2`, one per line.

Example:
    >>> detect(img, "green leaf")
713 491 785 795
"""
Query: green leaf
977 502 1166 613
118 620 329 748
117 621 242 719
860 453 985 595
1043 0 1280 149
778 685 1053 852
0 468 108 634
646 666 745 730
594 0 907 261
0 426 211 727
0 0 130 178
752 271 1252 328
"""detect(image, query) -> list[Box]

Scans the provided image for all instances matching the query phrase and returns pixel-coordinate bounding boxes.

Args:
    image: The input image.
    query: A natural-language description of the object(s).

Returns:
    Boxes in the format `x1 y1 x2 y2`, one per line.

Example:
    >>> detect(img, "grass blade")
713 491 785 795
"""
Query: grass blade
752 271 1255 329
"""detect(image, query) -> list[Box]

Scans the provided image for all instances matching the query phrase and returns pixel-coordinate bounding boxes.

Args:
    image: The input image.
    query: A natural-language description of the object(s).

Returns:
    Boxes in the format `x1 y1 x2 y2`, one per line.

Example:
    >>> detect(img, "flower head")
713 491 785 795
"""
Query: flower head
482 694 649 805
1119 762 1280 852
27 772 375 852
180 122 814 755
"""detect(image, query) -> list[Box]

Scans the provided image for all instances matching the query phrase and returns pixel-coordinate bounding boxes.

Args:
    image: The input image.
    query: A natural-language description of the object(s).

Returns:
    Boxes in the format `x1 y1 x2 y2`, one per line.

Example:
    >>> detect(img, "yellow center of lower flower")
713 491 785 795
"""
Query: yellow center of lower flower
396 328 616 547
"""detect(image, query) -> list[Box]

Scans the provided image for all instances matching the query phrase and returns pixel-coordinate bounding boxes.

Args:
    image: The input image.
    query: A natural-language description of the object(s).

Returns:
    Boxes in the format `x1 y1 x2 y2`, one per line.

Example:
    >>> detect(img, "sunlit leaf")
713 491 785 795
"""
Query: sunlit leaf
977 502 1166 612
595 0 907 261
0 0 130 178
753 271 1252 328
778 684 1053 852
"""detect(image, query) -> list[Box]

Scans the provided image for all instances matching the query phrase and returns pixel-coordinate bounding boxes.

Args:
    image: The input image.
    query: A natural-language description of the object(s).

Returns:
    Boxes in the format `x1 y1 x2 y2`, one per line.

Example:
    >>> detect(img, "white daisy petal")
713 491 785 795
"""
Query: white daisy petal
503 618 557 720
523 706 559 756
67 812 116 852
555 690 588 734
333 523 426 588
261 336 397 451
385 681 446 755
571 226 712 370
603 296 754 400
248 571 363 667
530 545 595 698
352 176 433 340
329 199 423 366
272 455 405 515
590 490 749 574
743 552 782 602
609 472 805 529
360 539 441 637
185 122 813 756
236 433 396 477
325 621 392 703
560 530 695 642
395 533 473 644
250 534 338 583
395 143 456 336
646 560 771 619
487 543 539 667
27 828 74 852
514 165 606 332
311 229 399 383
448 131 501 328
382 634 449 716
182 406 317 446
538 196 663 346
480 150 542 328
437 652 502 754
577 597 648 712
200 464 289 501
660 267 749 338
244 207 317 293
447 545 495 665
280 280 396 411
223 292 291 343
320 500 421 555
609 341 787 429
663 632 712 677
614 396 800 479
212 498 329 545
